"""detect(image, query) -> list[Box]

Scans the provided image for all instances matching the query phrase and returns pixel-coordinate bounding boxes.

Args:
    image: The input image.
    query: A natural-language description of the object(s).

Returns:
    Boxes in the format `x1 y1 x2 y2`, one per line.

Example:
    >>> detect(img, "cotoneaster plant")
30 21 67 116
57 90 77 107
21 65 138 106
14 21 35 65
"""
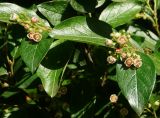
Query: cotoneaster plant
0 0 160 117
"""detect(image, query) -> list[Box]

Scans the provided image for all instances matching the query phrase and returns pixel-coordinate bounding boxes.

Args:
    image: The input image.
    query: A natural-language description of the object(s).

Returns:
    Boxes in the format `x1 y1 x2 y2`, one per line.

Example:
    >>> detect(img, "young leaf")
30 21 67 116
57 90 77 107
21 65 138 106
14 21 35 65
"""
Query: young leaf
0 3 36 23
99 1 142 28
96 0 105 8
37 1 69 26
70 0 97 13
20 38 53 73
37 42 74 97
116 52 156 115
50 16 112 46
37 64 64 97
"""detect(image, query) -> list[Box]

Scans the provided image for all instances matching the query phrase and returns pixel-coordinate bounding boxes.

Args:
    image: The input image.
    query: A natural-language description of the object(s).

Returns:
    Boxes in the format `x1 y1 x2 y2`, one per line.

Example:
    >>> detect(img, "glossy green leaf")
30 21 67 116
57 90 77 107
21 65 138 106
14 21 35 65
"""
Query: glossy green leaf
99 1 142 28
0 67 8 76
116 52 156 115
37 1 69 26
70 0 97 13
37 42 74 97
37 64 63 97
50 16 112 46
20 38 53 73
149 52 160 75
0 3 36 23
96 0 105 8
128 26 157 51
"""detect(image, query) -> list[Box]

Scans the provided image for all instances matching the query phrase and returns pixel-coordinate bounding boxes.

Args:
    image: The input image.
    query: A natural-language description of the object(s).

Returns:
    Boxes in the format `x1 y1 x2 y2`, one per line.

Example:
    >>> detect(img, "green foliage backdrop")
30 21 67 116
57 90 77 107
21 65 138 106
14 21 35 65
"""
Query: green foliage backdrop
0 0 160 118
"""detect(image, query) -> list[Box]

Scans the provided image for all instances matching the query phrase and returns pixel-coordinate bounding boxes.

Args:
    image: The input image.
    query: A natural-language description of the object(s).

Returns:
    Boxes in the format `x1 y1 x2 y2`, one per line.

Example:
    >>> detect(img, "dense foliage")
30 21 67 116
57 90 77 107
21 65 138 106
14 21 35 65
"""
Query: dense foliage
0 0 160 118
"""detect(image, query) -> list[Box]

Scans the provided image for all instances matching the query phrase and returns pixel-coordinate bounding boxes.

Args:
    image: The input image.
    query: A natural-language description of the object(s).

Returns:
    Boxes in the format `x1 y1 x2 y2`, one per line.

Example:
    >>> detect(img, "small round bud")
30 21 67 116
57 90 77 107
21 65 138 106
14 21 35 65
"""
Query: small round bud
121 52 127 59
117 35 128 45
114 32 121 38
33 33 42 42
148 103 152 108
108 51 112 54
120 107 128 116
27 32 42 42
62 102 70 110
110 32 114 37
133 58 142 68
59 86 67 95
25 96 32 102
107 56 117 64
116 48 121 54
121 30 126 33
27 32 34 40
127 53 132 57
154 100 160 106
23 24 30 30
31 17 39 23
105 39 114 47
54 112 63 118
127 34 131 39
110 94 118 103
124 57 133 67
10 13 19 21
3 82 9 88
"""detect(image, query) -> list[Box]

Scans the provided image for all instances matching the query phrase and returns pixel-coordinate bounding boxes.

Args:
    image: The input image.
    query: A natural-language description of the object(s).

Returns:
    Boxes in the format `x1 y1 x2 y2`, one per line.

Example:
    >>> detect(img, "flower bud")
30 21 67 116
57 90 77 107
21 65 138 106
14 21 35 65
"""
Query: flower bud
27 32 42 42
59 86 67 95
24 24 30 29
3 82 9 87
105 39 114 47
114 32 121 38
117 35 128 45
27 32 34 40
121 52 127 59
33 33 42 42
124 57 133 67
110 94 118 103
133 58 142 68
54 112 63 118
10 13 19 21
148 103 152 108
120 107 128 116
31 17 39 23
154 100 160 106
107 56 117 64
116 48 121 54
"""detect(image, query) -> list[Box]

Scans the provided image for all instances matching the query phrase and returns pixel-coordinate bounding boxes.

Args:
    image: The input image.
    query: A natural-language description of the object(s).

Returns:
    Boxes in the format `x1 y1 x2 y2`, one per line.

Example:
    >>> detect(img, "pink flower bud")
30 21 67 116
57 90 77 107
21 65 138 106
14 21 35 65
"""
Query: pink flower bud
27 32 34 40
107 56 117 64
110 94 118 103
116 48 121 54
133 58 142 68
33 33 42 42
105 39 114 47
124 57 133 67
117 35 128 45
23 24 30 29
120 107 128 116
31 17 39 23
27 32 42 42
121 52 127 59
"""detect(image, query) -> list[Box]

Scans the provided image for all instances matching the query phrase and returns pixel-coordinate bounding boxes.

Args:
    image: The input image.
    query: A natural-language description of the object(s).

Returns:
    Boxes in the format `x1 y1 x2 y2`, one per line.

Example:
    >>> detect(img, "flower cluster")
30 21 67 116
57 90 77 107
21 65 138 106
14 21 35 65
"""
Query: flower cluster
106 30 142 68
10 13 50 42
